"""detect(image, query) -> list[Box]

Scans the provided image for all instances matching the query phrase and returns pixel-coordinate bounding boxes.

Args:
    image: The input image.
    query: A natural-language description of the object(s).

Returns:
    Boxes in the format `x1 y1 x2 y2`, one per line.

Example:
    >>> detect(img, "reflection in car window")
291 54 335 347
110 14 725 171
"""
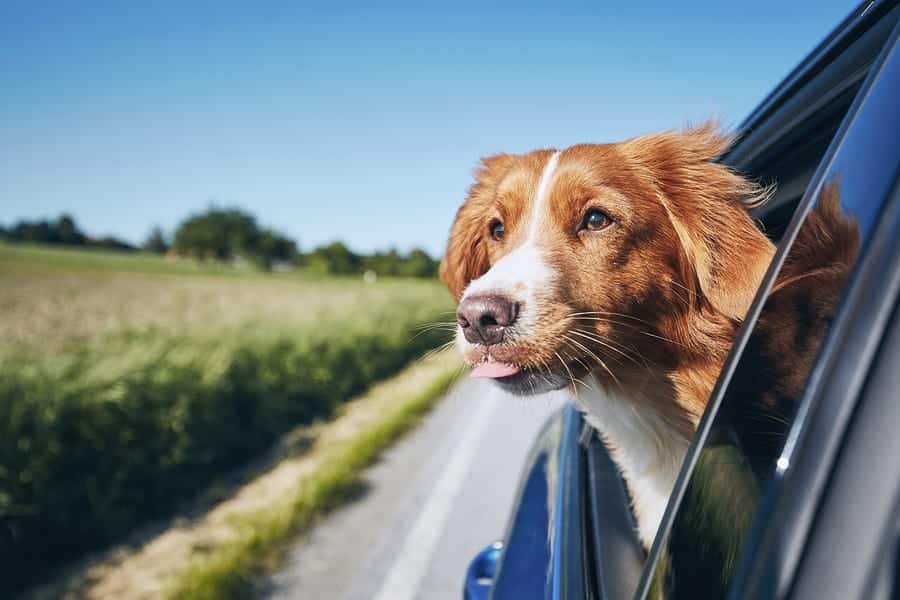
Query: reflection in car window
647 180 863 599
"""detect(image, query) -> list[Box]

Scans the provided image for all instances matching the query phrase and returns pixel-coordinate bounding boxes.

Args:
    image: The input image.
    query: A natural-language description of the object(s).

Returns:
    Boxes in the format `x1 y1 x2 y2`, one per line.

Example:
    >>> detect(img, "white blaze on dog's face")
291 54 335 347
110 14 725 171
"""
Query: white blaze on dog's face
458 150 561 368
440 125 774 409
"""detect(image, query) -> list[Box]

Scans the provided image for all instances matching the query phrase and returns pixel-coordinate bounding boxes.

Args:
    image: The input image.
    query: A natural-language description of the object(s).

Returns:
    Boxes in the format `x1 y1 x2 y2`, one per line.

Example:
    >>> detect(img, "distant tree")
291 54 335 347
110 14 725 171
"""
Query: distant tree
173 208 259 261
360 246 438 278
56 214 86 245
9 219 51 243
400 248 439 278
363 248 399 276
305 241 362 275
171 207 299 269
143 226 169 254
4 214 88 246
92 236 137 251
254 229 297 270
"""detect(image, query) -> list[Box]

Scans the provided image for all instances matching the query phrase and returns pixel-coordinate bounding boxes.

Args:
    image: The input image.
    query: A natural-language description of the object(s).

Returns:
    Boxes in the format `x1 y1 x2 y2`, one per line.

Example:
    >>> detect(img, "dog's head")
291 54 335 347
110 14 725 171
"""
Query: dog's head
441 124 774 396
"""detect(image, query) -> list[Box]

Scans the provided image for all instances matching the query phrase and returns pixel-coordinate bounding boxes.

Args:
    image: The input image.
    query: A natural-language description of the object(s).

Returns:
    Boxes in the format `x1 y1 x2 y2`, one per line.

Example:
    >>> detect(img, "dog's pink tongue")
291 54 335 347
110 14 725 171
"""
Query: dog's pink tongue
470 361 521 379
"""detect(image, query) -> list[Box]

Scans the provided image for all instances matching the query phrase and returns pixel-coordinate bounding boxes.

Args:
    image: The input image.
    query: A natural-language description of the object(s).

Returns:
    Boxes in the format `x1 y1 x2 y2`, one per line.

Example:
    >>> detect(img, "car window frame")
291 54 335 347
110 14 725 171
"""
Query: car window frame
581 430 645 599
786 196 900 600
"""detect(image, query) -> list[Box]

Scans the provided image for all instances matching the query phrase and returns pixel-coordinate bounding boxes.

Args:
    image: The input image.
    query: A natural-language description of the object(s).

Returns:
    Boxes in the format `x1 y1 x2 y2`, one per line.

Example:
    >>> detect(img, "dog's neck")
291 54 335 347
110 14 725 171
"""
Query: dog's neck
573 322 736 548
573 378 689 548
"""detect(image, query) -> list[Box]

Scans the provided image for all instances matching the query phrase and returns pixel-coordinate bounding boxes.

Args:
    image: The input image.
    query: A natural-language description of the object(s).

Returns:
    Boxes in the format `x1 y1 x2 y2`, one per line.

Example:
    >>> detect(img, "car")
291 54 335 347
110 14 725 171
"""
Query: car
464 2 900 599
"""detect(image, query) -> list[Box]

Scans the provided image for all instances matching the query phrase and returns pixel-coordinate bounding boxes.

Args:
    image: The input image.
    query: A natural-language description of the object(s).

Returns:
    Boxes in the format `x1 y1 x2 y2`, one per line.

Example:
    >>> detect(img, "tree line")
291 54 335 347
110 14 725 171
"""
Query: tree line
0 209 440 277
0 214 137 252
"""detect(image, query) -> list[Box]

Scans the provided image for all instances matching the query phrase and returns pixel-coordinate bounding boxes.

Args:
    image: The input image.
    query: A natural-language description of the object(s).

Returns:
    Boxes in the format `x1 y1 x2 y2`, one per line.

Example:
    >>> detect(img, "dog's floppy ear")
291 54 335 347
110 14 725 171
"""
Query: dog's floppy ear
439 207 489 300
626 123 775 320
440 153 513 299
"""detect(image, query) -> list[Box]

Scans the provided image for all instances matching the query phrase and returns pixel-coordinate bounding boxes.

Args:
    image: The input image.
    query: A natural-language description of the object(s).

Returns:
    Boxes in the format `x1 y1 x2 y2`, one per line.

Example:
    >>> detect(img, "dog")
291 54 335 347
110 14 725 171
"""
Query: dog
439 124 776 547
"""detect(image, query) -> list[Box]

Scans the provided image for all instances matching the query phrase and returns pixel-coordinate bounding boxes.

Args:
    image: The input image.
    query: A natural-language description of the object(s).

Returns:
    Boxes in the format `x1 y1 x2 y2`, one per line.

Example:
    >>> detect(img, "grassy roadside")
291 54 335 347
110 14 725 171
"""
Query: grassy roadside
163 350 463 600
1 241 454 592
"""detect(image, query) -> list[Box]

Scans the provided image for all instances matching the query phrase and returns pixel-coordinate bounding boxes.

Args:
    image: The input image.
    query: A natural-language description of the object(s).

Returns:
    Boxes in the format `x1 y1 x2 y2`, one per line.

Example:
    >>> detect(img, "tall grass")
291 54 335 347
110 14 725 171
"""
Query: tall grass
0 243 455 594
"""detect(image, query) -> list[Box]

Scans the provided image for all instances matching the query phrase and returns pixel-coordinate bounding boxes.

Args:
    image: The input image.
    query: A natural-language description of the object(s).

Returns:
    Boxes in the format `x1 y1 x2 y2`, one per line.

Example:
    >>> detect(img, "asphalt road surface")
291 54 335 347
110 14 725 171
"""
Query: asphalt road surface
259 377 565 600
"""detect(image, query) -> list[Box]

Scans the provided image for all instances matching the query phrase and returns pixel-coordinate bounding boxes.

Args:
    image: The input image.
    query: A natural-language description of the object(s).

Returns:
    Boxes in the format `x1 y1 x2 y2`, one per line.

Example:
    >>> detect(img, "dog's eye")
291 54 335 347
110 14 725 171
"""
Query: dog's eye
581 209 613 231
489 220 505 241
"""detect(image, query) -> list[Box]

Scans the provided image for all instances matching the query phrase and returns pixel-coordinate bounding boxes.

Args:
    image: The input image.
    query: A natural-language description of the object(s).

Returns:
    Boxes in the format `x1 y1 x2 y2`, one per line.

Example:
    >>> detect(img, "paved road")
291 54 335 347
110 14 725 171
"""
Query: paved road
259 377 565 600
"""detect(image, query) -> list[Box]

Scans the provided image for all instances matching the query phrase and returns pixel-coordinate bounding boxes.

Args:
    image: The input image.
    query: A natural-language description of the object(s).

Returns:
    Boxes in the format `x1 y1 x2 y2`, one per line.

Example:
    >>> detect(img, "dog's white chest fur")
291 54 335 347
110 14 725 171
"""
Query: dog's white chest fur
573 378 690 548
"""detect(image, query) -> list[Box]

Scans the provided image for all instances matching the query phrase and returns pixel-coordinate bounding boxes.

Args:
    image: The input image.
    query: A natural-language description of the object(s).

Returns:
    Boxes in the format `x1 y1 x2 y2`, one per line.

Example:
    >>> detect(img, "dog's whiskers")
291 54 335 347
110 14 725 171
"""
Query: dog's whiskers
419 339 457 362
569 315 685 349
665 278 698 301
656 280 692 307
563 334 622 391
553 350 583 396
568 327 650 369
535 356 562 392
409 320 461 344
572 329 656 372
412 321 458 331
638 330 687 347
566 310 657 326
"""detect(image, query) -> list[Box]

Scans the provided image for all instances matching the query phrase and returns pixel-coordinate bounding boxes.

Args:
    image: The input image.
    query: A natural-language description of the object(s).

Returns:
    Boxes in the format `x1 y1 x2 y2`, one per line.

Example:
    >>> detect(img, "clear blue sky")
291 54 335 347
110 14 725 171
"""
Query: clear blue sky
0 1 854 256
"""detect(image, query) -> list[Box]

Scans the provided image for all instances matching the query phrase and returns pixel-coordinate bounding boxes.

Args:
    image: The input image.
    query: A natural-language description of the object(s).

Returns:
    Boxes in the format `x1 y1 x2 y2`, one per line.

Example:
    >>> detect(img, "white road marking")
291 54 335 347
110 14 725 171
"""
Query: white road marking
371 393 497 600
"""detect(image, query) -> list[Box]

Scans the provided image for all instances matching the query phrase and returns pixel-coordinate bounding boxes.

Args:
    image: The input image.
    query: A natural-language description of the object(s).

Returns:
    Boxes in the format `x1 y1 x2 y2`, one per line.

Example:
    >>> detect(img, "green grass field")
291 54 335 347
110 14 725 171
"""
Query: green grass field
0 242 455 594
0 241 450 352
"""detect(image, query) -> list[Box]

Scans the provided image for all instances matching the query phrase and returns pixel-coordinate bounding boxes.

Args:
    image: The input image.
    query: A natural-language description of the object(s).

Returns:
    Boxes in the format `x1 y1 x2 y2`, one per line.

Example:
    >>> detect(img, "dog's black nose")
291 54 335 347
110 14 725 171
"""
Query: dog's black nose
457 293 519 345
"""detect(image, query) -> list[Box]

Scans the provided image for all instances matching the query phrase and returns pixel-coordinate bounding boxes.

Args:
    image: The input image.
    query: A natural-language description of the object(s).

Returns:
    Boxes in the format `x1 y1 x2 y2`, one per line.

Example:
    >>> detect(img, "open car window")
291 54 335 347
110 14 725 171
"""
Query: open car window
634 6 900 599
